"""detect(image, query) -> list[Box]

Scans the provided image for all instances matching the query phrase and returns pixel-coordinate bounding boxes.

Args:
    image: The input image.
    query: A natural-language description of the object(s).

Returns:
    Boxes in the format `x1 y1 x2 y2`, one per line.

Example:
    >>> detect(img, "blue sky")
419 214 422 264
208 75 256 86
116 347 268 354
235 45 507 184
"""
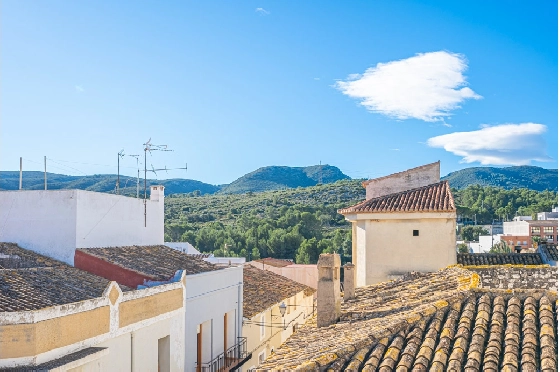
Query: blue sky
1 1 557 185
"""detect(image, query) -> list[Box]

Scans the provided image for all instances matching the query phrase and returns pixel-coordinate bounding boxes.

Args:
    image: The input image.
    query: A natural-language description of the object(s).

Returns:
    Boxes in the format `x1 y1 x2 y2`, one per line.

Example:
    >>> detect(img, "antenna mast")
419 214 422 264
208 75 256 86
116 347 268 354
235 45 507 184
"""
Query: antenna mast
117 150 125 194
318 161 323 186
142 138 172 227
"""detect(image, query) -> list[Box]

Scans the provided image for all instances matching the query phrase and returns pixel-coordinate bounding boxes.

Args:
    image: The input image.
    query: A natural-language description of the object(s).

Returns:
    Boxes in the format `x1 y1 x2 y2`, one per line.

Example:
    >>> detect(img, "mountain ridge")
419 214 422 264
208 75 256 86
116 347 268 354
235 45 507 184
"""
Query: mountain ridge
1 164 556 194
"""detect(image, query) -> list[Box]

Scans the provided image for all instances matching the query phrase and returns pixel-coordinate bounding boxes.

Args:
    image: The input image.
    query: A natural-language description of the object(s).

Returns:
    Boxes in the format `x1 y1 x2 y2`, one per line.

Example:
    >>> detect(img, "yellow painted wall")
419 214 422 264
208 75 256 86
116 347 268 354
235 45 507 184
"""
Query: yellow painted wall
0 306 109 359
119 288 183 327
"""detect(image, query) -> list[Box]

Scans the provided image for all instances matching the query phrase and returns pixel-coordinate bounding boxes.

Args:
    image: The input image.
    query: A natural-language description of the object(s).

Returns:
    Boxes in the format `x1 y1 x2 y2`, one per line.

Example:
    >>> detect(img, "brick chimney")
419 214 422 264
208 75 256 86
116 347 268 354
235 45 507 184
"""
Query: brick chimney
343 263 355 301
317 253 341 328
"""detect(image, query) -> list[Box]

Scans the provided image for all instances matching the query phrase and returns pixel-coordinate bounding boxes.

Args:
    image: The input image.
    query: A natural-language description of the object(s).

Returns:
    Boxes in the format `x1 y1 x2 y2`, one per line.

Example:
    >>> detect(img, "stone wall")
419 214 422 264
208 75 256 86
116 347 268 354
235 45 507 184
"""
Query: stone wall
470 267 558 291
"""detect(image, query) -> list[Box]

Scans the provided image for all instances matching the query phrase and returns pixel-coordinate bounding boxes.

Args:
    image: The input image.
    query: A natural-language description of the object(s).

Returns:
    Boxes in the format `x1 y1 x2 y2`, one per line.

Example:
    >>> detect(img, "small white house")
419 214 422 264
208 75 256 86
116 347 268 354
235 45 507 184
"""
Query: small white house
0 187 165 265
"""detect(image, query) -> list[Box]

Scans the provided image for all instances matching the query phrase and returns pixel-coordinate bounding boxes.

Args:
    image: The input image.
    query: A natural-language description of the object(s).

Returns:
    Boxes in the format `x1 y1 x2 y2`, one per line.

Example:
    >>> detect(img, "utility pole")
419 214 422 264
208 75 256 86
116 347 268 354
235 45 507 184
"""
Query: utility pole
117 150 124 194
44 156 47 190
19 157 22 190
128 155 140 198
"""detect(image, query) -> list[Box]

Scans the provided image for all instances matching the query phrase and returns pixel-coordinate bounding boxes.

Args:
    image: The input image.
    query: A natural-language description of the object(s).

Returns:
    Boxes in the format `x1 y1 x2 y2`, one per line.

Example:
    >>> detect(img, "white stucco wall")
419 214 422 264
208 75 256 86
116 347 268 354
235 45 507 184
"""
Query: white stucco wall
0 190 78 264
364 162 440 200
0 188 164 265
503 221 530 235
75 189 164 250
183 266 243 371
346 212 456 287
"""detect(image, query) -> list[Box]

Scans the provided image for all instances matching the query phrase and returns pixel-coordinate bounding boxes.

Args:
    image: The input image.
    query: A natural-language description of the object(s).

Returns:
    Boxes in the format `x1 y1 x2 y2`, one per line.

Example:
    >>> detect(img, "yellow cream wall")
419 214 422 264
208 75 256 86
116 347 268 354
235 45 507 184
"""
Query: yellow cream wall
355 213 456 286
242 291 314 371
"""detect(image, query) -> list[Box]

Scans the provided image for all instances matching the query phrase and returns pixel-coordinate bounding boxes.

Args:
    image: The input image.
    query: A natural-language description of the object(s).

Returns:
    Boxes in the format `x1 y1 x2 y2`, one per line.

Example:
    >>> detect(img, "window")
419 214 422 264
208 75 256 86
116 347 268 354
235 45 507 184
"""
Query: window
522 241 527 245
543 226 554 233
258 350 266 365
545 235 554 241
260 314 265 339
531 227 541 234
413 230 419 236
158 336 170 372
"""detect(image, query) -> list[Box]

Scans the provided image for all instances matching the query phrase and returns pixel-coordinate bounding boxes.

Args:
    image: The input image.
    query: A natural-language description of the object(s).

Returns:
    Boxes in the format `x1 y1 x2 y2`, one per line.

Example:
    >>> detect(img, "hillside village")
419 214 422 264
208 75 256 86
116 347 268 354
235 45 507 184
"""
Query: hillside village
0 161 557 371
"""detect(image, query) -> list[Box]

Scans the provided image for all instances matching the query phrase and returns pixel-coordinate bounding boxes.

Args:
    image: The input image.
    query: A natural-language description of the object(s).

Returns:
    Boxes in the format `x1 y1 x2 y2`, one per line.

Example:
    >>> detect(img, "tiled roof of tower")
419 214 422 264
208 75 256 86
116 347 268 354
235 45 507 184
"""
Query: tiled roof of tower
0 243 130 312
457 253 544 266
338 181 455 214
257 267 558 371
243 265 315 318
77 245 220 281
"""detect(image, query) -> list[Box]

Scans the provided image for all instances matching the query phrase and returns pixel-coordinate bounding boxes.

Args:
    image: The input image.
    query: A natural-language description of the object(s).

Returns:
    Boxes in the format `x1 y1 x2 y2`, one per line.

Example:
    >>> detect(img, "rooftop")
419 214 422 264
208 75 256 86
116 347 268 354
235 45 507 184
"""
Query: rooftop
77 245 220 281
541 245 558 262
339 181 455 215
0 243 128 312
254 257 294 268
457 253 544 266
258 267 558 371
243 265 315 318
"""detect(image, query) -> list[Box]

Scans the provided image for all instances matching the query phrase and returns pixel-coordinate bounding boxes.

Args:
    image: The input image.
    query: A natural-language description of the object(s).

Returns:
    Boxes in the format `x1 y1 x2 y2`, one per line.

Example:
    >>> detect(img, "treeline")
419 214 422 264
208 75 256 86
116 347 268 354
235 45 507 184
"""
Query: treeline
164 181 557 264
453 185 557 224
165 205 352 264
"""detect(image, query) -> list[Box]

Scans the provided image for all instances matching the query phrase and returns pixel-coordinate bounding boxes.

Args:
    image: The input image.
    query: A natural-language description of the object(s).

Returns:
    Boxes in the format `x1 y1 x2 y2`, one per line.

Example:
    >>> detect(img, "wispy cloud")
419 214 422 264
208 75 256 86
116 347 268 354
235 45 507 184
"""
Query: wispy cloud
314 77 321 81
75 85 85 93
427 123 552 165
255 7 270 15
334 51 481 122
391 148 400 151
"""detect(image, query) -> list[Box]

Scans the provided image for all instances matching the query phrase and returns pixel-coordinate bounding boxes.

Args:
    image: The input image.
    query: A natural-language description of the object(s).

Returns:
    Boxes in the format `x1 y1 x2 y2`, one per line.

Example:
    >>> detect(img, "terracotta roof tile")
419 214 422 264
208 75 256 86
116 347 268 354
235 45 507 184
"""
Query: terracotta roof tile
0 347 106 371
541 245 558 262
339 181 455 214
254 258 294 268
257 267 558 371
77 245 220 281
0 243 129 312
243 265 315 318
457 253 544 266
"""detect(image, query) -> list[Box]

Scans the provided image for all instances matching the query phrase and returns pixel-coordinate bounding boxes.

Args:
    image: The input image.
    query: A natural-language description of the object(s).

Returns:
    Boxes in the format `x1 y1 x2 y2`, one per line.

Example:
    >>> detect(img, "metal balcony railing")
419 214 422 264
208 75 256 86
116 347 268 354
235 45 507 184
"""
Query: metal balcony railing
198 337 250 372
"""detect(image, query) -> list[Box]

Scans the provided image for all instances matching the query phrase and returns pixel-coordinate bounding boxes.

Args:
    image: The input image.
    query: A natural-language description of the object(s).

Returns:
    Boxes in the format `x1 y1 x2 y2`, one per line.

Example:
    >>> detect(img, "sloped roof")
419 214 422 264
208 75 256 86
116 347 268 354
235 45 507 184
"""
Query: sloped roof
243 265 315 318
257 267 558 371
0 243 128 312
339 181 455 214
457 253 544 266
77 245 220 281
541 245 558 262
254 257 294 268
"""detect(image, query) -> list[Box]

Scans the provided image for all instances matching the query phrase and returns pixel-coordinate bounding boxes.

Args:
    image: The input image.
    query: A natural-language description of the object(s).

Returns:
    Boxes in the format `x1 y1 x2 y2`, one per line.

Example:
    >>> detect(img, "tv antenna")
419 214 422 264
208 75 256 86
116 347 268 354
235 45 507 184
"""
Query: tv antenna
318 161 323 186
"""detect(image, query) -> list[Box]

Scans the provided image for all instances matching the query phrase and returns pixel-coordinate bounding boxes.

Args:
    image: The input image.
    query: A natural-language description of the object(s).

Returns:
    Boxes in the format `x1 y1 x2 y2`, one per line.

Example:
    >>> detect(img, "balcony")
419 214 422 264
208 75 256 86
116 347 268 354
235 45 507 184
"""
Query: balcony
198 337 251 372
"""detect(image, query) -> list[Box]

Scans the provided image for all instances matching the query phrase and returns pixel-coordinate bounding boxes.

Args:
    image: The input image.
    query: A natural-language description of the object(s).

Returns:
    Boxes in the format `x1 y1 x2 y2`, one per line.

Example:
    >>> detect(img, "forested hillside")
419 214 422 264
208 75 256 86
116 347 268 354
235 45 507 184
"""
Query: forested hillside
442 166 557 191
165 181 558 264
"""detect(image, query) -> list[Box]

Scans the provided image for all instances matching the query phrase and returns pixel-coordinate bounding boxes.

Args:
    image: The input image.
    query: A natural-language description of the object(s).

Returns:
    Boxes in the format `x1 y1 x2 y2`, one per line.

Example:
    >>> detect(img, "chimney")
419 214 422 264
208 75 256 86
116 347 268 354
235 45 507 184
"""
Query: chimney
150 185 165 202
316 253 341 328
343 263 355 301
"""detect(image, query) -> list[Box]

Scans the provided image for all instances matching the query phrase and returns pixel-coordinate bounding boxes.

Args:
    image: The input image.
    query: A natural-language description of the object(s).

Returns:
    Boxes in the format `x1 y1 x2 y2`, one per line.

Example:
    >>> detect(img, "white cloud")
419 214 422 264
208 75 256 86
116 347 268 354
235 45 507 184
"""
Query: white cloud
427 123 552 165
255 7 270 15
391 148 400 151
75 85 85 93
334 51 481 122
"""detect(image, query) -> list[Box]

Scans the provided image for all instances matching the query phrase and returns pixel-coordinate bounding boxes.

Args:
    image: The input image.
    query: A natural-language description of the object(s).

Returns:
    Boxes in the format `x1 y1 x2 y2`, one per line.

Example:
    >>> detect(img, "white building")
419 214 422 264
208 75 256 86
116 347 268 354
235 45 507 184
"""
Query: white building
0 187 165 265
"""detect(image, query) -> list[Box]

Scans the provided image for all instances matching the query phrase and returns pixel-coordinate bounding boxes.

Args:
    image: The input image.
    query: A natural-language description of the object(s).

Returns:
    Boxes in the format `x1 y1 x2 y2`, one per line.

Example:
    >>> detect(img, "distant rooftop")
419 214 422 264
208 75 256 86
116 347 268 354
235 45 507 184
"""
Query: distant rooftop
457 253 545 266
254 257 294 268
0 243 129 312
77 245 220 281
243 265 314 318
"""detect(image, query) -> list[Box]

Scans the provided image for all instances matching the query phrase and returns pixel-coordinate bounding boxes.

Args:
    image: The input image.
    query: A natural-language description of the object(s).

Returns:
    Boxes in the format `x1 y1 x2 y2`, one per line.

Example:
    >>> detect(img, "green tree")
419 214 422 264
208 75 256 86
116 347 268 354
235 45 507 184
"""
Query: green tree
460 226 489 242
489 240 511 254
457 243 470 253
